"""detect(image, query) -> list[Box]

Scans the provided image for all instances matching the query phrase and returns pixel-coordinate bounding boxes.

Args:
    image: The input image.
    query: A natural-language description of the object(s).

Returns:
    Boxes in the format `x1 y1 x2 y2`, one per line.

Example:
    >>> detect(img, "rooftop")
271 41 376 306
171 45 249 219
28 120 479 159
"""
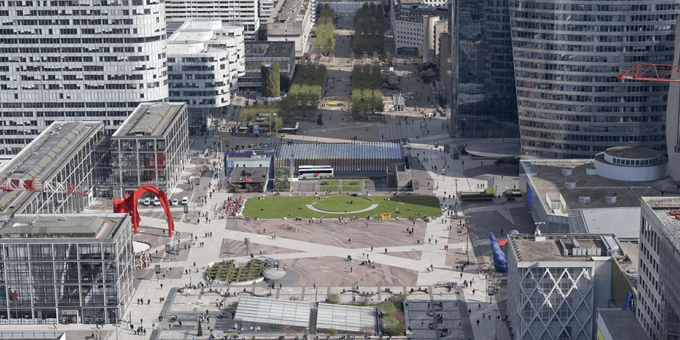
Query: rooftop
113 103 186 138
0 121 103 214
166 19 243 55
227 167 269 183
606 146 660 159
0 213 129 239
597 309 649 340
276 142 403 161
643 196 680 238
509 233 616 263
270 0 308 24
245 41 295 58
578 208 641 239
521 159 676 211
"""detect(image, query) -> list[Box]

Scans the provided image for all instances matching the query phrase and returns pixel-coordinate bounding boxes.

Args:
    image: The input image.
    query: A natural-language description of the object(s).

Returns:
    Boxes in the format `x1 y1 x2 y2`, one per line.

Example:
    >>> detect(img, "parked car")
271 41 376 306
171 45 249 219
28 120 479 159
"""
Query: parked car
182 197 189 205
171 199 179 206
143 198 151 206
153 198 161 206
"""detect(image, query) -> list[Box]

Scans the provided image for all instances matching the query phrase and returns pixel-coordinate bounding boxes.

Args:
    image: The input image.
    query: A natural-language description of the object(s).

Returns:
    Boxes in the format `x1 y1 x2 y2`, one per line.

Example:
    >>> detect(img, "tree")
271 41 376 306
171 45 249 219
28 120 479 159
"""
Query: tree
280 73 292 93
261 63 280 97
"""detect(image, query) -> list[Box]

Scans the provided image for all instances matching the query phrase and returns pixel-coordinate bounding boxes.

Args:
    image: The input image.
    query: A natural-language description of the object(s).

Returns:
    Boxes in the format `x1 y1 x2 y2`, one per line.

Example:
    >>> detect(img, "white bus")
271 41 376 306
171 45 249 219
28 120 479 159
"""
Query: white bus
297 165 334 179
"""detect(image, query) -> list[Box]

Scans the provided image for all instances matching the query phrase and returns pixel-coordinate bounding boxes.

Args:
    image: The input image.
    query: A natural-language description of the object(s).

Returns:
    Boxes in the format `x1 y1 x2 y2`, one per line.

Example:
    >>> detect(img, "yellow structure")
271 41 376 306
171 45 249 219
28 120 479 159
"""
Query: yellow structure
380 213 391 220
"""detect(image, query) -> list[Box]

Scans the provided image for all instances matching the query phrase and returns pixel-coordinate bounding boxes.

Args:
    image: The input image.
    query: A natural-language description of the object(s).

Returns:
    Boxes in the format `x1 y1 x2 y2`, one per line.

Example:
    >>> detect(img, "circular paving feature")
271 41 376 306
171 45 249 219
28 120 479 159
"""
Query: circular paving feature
312 195 374 212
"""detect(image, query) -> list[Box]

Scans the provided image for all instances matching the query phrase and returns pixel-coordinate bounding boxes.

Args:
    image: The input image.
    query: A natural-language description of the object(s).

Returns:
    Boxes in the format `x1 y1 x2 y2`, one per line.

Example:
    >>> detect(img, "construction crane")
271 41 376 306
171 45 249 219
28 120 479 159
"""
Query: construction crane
617 63 680 83
0 177 88 196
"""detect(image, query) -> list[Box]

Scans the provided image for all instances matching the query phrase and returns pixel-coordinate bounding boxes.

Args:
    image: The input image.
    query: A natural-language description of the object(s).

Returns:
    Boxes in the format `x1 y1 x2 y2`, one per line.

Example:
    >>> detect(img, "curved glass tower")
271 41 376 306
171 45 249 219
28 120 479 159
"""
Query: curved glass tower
509 1 680 158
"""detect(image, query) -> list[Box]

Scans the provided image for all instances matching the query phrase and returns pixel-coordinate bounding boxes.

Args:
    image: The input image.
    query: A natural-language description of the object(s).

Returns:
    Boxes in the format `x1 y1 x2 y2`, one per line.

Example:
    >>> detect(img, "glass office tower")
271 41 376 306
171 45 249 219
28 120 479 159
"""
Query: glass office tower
509 1 680 158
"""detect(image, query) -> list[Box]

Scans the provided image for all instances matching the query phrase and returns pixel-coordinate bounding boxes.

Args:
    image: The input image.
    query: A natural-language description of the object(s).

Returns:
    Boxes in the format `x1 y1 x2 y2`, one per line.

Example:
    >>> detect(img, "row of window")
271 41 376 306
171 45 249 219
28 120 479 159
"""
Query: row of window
519 119 665 133
510 1 680 13
520 131 664 144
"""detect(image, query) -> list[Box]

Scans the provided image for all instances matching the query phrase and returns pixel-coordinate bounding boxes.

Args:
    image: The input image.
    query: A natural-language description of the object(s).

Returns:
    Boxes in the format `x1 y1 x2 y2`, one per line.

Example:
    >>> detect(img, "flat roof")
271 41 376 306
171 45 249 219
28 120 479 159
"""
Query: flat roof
276 142 403 161
509 234 612 263
228 167 269 183
113 103 186 137
0 122 103 214
273 0 307 23
316 303 376 333
598 309 649 340
235 297 310 327
606 146 659 159
522 159 672 210
245 41 295 58
579 208 641 239
0 213 128 239
642 197 680 242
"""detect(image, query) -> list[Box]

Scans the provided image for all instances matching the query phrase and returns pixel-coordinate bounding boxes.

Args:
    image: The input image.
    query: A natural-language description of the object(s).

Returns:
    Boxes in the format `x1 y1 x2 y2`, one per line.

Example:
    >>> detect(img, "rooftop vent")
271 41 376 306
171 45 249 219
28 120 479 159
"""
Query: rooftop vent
605 193 617 204
586 167 597 175
562 168 572 176
565 180 576 190
579 195 591 205
135 131 145 136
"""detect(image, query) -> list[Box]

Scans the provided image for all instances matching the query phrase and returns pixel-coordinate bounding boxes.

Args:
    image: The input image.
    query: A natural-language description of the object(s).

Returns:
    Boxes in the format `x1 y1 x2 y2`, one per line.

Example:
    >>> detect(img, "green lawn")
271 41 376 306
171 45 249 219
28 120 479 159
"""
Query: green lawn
313 195 374 212
320 180 339 192
242 194 441 219
341 180 362 192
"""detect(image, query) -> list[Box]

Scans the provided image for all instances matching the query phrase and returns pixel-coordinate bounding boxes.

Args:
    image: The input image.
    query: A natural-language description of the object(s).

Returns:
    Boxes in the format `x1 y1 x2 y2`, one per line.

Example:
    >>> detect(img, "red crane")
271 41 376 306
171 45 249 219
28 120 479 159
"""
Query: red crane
0 177 87 196
618 63 680 83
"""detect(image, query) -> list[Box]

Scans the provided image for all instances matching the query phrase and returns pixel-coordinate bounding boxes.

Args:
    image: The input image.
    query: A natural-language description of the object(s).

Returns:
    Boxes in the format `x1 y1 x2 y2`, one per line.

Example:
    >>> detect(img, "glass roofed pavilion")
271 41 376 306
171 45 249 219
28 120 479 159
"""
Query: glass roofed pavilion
274 142 404 175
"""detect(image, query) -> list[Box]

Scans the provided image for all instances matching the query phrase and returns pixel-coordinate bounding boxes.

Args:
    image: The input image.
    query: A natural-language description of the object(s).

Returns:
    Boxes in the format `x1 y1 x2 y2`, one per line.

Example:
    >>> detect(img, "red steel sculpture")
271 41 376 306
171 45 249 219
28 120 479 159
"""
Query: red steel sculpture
113 184 174 237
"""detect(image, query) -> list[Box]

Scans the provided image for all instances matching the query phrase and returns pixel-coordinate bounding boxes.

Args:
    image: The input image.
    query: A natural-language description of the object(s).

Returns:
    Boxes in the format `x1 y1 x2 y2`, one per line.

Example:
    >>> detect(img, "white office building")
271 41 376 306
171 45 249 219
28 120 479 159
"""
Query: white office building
638 197 680 340
260 0 276 23
507 233 621 340
167 19 245 133
0 0 169 167
266 0 315 57
165 0 260 40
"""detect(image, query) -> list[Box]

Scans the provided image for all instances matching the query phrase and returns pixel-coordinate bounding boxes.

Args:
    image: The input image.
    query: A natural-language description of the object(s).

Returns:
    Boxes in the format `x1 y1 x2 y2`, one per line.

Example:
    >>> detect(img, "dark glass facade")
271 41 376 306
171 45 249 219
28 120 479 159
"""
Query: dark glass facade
450 0 519 139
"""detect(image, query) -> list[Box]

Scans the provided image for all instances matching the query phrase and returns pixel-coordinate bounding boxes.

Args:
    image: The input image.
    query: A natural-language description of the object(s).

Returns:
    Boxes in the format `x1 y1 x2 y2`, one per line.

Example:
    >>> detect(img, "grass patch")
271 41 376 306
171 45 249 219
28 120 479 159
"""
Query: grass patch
320 180 339 192
342 186 361 192
242 194 441 219
313 195 373 212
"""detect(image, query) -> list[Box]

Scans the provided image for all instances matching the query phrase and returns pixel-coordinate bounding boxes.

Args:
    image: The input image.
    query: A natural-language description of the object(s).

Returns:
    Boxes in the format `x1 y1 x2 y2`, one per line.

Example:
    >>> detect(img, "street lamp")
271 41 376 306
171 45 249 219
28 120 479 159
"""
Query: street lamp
465 214 472 265
494 308 500 340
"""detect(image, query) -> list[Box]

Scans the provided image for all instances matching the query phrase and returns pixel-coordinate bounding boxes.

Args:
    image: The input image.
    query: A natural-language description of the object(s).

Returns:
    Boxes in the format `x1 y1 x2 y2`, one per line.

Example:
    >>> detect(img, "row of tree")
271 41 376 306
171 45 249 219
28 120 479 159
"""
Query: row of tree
351 64 384 114
352 3 385 55
280 63 327 113
314 4 335 52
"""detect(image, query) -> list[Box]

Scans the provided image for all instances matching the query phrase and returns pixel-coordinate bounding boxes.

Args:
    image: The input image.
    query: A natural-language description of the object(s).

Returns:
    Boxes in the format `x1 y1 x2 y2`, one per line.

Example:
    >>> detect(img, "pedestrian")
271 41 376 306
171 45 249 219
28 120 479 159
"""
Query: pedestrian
473 289 476 295
384 248 387 253
501 228 504 234
489 314 491 320
350 266 353 273
460 273 463 279
160 284 163 289
435 239 438 245
348 238 351 243
371 246 373 251
476 319 480 326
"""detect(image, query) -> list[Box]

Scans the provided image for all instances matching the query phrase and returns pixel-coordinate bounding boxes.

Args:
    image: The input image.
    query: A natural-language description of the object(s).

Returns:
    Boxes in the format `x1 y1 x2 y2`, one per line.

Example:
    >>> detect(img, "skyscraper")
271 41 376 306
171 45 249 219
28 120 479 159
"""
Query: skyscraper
509 2 680 159
0 0 169 166
449 0 518 139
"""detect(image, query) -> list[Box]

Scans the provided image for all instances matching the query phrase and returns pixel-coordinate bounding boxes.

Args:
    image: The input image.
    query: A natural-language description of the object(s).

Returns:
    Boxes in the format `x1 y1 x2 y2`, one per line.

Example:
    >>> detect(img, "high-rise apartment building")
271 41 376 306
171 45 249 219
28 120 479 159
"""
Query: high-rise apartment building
509 2 680 159
638 197 680 340
0 0 169 167
167 19 245 132
449 0 518 139
165 0 260 40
